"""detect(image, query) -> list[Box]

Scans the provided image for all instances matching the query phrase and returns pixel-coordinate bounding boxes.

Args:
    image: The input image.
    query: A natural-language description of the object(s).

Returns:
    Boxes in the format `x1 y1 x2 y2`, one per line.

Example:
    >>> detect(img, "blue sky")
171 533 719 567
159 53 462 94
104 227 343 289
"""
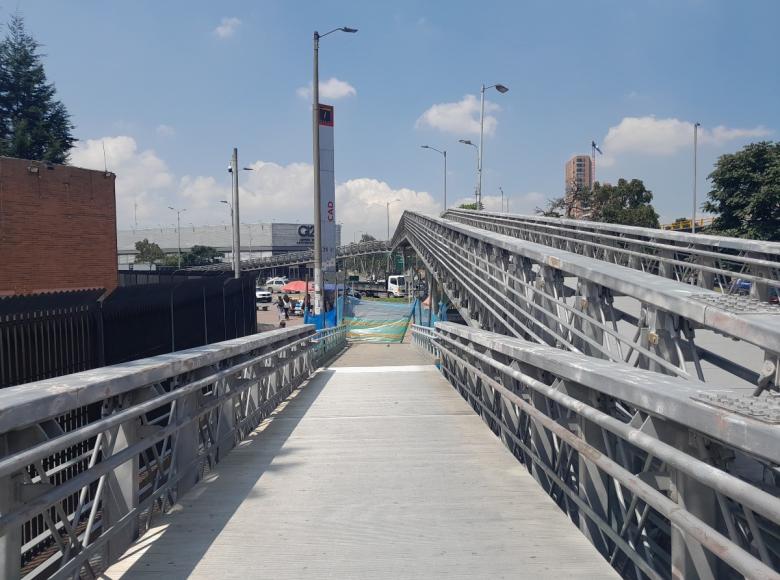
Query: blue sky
16 0 780 240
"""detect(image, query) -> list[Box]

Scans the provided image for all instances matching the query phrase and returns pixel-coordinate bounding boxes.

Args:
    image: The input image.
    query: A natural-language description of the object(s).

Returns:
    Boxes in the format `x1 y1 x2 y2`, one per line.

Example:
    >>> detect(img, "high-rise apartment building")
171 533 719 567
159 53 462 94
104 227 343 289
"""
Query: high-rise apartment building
564 155 593 218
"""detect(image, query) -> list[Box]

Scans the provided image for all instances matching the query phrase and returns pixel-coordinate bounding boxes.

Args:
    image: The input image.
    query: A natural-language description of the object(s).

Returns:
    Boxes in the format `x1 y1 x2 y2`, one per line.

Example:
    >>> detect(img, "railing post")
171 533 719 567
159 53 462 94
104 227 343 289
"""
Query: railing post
574 281 605 358
651 419 720 580
104 396 140 563
174 374 202 497
0 435 21 580
569 385 611 557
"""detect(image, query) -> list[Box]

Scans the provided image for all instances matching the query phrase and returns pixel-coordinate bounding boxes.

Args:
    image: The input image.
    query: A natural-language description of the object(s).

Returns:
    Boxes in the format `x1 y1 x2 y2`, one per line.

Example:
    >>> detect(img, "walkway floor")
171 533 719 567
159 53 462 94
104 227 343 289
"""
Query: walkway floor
103 344 617 579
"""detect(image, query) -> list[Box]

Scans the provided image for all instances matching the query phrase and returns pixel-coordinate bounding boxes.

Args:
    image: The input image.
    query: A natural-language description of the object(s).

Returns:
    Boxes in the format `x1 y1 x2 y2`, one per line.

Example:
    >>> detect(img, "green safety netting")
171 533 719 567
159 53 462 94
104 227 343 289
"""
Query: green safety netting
344 300 415 343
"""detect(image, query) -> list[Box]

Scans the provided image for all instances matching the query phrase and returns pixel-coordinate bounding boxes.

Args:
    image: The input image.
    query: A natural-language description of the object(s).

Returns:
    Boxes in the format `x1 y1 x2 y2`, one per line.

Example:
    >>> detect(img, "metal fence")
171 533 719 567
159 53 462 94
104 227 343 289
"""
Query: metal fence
0 275 256 389
443 209 780 301
0 290 105 389
414 322 780 579
0 324 346 580
394 211 780 393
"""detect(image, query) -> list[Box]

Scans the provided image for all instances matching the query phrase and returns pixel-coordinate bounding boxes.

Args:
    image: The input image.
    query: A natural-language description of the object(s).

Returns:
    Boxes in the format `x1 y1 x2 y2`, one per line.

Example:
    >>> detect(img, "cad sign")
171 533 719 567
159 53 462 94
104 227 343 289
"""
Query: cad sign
327 200 335 223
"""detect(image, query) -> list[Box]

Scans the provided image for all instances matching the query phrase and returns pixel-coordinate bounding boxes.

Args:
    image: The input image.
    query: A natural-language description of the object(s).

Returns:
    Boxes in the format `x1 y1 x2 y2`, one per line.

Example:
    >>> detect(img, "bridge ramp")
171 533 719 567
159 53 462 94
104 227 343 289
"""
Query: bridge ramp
103 344 617 579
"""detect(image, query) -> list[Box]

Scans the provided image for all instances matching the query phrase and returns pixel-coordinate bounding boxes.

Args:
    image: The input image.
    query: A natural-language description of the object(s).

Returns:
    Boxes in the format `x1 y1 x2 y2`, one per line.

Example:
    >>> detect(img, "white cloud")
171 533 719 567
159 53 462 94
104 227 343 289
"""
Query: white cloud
296 77 357 100
71 136 174 227
453 191 546 214
415 95 500 136
156 124 175 138
600 116 771 165
336 178 439 241
81 135 435 242
214 17 241 39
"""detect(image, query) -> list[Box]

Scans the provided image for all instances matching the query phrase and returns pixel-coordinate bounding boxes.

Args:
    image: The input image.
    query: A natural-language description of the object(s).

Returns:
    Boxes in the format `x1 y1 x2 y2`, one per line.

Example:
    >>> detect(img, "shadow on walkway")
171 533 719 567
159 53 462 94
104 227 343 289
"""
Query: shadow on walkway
105 369 335 579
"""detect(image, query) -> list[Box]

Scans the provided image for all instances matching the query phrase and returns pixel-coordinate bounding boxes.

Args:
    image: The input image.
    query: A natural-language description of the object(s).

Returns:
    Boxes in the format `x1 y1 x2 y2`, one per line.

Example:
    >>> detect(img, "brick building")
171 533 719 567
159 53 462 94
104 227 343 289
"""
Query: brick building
0 157 117 295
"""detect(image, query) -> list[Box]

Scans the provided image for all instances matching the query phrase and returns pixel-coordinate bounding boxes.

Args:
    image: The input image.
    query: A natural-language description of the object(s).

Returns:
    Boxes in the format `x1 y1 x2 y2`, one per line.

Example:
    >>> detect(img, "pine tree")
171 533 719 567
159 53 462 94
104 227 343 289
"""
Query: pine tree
0 15 75 163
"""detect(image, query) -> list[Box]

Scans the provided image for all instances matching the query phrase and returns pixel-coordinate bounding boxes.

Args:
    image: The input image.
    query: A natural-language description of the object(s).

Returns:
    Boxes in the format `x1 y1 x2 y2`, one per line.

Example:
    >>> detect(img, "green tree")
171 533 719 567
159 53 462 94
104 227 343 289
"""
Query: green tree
537 178 659 228
134 239 165 264
181 245 224 267
703 141 780 241
588 179 660 228
0 15 75 163
360 233 377 242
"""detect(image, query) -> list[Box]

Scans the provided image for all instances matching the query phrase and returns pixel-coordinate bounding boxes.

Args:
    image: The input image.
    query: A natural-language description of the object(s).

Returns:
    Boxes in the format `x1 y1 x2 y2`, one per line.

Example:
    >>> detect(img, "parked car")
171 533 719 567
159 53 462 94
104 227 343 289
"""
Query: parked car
265 277 288 293
255 289 272 310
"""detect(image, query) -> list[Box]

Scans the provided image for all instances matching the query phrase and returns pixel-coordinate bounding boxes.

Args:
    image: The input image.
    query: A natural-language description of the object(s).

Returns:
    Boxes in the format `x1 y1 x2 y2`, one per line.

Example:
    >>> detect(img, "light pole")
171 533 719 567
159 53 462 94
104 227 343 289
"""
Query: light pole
387 198 401 240
459 139 479 207
386 198 400 273
168 206 186 268
226 157 254 277
692 122 700 234
421 145 447 211
313 26 357 316
478 83 509 209
499 186 505 212
227 149 241 278
242 223 254 259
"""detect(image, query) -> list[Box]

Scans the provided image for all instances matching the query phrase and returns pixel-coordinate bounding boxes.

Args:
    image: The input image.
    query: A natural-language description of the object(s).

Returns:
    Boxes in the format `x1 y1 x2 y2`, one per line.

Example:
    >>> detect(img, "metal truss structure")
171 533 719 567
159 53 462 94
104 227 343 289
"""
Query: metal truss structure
412 322 780 579
0 325 346 580
187 240 390 274
443 209 780 301
394 211 780 393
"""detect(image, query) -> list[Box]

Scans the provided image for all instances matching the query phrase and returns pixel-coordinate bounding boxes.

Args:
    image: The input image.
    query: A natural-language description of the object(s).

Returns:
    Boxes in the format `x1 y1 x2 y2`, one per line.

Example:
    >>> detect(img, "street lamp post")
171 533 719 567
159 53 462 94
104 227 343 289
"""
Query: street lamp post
499 186 504 212
168 206 186 268
228 149 241 278
692 122 701 234
386 198 400 273
226 157 254 278
478 83 509 209
242 223 254 259
312 26 357 316
386 198 401 240
459 139 479 207
420 145 447 211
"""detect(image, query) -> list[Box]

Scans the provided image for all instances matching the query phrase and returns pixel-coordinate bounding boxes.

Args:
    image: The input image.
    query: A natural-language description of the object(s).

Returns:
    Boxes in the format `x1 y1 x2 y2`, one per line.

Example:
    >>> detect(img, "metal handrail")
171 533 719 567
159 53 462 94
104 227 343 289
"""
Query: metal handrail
410 324 437 357
395 211 780 391
0 324 346 579
442 209 780 299
434 322 780 579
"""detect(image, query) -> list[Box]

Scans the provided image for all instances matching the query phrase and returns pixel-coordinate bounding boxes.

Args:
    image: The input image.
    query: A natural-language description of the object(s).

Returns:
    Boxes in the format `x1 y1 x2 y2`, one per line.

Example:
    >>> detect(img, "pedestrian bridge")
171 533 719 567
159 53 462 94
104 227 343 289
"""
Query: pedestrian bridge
103 341 617 579
2 210 780 580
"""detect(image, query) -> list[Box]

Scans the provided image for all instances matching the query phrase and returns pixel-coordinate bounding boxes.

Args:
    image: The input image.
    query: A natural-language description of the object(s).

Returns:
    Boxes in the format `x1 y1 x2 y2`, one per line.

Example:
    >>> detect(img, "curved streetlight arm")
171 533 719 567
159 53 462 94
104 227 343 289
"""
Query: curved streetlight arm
421 145 444 156
317 26 358 40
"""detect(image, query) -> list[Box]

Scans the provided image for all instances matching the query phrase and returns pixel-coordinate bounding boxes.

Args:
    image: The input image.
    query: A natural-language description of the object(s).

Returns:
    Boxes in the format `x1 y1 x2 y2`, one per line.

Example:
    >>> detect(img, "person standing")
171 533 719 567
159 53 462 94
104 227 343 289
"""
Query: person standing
277 296 286 327
282 294 291 320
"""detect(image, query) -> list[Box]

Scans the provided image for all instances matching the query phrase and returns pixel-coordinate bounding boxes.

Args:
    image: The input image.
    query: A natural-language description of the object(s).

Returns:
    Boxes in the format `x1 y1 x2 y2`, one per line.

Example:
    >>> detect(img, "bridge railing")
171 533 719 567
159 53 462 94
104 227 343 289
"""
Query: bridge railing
442 209 780 302
396 211 780 392
187 240 390 273
0 324 344 580
410 324 438 357
312 324 348 362
428 322 780 579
